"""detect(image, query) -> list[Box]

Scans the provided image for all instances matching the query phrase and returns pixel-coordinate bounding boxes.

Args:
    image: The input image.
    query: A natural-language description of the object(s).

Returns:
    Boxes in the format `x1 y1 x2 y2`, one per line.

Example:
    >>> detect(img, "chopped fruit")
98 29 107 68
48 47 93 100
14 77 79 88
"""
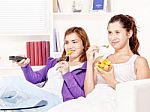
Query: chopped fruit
67 50 73 55
97 59 112 72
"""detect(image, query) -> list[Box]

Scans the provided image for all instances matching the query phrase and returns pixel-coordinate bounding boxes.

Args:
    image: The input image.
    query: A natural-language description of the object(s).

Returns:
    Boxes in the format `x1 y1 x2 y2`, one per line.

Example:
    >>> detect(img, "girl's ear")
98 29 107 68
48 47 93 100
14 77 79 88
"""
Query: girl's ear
128 30 133 38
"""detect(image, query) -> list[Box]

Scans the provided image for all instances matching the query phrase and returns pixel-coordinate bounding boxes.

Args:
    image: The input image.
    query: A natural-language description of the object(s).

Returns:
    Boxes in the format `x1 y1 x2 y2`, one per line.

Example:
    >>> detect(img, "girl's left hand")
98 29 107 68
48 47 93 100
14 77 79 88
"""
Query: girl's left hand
57 61 69 75
95 66 118 89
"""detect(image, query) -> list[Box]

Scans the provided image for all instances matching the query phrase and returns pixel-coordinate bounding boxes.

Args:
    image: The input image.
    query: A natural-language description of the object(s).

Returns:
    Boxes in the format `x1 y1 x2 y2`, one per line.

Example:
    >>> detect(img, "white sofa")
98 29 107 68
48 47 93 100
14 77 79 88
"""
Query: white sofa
116 79 150 112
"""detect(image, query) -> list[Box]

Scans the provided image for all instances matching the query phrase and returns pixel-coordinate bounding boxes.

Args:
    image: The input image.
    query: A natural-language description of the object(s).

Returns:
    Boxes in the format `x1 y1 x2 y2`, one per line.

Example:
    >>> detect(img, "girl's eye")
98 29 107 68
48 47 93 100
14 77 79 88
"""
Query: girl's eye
116 31 120 34
108 31 111 34
72 40 78 43
73 41 77 43
64 41 68 44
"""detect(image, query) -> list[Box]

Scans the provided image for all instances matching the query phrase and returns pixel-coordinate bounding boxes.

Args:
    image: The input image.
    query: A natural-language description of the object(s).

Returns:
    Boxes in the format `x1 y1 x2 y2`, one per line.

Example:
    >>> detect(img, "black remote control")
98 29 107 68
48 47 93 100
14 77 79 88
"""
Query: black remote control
9 56 27 62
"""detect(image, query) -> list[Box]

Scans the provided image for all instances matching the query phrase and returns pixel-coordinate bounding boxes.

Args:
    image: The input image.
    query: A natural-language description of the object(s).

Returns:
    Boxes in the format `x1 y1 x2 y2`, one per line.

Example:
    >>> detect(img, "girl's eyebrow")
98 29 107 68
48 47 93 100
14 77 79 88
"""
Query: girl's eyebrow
65 39 78 42
71 39 78 41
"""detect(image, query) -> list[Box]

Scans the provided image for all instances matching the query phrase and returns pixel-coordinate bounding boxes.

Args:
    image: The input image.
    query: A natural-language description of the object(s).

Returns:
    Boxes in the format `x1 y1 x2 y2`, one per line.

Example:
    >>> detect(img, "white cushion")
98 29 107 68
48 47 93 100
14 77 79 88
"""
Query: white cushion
116 79 150 112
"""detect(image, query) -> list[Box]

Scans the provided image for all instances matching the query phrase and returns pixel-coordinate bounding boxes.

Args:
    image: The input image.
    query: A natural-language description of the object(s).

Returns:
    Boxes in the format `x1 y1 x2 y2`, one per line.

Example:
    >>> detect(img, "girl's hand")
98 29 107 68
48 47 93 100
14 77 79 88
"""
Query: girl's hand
57 61 69 75
95 66 118 89
17 58 30 67
86 46 99 64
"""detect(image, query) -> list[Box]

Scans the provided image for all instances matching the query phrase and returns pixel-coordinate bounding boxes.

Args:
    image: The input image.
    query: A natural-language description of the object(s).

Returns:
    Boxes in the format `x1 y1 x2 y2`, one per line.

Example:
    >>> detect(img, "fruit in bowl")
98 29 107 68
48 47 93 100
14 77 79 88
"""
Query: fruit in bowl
96 58 112 72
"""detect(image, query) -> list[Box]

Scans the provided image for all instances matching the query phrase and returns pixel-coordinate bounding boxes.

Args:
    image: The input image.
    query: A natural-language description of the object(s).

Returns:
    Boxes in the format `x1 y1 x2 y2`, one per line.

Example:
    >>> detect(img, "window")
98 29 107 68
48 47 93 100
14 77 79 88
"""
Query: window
0 0 50 35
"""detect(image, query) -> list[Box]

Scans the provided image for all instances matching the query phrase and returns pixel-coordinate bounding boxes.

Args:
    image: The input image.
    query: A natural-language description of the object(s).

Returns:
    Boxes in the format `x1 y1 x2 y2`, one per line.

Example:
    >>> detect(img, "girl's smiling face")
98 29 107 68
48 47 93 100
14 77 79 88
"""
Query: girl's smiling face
64 33 84 61
107 21 132 50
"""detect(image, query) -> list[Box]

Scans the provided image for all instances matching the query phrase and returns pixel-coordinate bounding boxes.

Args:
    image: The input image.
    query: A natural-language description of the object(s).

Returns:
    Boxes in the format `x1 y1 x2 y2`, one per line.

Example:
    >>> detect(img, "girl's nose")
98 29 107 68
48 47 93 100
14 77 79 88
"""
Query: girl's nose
111 34 118 40
67 42 74 48
111 33 117 38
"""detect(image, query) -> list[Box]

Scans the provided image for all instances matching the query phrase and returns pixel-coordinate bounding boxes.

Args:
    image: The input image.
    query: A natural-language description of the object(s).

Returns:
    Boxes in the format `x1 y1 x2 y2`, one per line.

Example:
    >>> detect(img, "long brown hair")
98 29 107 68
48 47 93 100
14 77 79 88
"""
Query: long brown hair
60 26 90 62
108 14 140 55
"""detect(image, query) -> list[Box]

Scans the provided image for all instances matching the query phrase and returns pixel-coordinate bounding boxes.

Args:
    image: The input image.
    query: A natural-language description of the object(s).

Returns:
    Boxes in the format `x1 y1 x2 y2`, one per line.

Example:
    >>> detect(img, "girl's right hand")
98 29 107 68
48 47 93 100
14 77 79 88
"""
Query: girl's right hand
16 58 30 67
56 61 69 75
86 46 99 64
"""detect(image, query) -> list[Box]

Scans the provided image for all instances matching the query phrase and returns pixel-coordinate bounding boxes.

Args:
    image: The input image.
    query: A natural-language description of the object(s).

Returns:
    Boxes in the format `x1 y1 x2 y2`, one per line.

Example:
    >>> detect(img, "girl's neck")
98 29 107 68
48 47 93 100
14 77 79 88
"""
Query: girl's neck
114 47 133 56
69 57 81 66
110 49 133 64
69 61 82 66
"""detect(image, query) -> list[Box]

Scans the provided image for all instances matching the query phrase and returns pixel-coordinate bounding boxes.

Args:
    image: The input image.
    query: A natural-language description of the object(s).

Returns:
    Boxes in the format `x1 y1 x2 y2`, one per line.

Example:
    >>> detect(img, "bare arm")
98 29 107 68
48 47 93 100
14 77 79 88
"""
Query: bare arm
84 62 95 96
84 46 99 96
135 56 150 79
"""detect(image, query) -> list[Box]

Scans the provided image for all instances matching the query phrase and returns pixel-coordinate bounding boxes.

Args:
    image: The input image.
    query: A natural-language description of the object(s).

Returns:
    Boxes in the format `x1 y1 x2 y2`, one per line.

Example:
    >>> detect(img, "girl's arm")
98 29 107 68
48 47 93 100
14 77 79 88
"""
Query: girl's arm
21 57 57 84
21 65 49 84
84 61 96 96
84 46 99 96
135 56 150 79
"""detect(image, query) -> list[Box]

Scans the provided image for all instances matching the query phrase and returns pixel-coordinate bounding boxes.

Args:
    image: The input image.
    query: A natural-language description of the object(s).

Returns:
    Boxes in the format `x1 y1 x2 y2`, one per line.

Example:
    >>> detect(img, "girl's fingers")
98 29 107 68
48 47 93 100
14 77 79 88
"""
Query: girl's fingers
57 61 69 74
59 61 68 65
95 66 108 78
18 58 30 67
95 66 106 74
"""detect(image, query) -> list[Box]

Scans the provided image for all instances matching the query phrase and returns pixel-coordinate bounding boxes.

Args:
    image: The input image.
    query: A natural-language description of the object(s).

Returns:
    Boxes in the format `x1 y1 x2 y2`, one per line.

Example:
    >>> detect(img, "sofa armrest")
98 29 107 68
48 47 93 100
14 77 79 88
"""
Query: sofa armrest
116 79 150 112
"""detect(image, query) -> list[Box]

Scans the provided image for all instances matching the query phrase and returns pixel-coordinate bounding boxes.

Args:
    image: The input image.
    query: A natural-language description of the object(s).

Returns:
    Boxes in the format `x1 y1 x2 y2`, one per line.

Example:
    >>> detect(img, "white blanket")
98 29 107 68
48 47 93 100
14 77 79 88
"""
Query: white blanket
0 75 61 112
48 84 117 112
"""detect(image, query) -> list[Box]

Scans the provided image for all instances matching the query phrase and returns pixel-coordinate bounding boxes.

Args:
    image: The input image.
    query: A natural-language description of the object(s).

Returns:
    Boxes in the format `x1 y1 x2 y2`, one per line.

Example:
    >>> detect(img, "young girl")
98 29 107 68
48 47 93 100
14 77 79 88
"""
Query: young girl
85 14 150 95
47 14 150 112
15 26 90 111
